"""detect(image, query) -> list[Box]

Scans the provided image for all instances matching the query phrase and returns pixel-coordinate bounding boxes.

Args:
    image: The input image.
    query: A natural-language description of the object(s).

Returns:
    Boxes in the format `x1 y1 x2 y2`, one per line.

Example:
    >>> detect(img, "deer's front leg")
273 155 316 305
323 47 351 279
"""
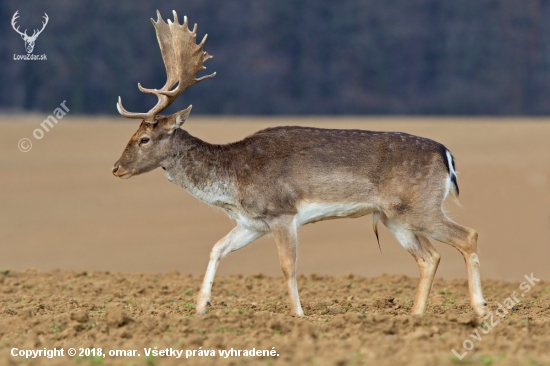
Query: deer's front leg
270 216 304 317
196 226 264 314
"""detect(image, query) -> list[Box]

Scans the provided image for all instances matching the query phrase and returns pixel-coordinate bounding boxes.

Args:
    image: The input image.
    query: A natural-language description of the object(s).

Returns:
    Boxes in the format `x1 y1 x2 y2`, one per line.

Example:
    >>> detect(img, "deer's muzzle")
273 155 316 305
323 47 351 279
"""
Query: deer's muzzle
112 162 133 178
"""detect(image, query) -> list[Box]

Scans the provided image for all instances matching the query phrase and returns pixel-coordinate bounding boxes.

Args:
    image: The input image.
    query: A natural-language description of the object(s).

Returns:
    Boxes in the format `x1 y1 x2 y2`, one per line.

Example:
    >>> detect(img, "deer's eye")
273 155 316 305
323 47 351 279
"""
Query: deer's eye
140 137 150 145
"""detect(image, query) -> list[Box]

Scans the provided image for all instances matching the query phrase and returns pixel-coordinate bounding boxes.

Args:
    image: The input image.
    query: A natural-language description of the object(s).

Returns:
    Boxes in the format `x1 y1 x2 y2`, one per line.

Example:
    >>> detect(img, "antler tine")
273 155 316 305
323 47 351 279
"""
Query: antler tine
196 71 217 83
116 96 148 120
11 11 19 24
117 10 216 122
41 13 49 27
154 9 163 24
11 11 27 37
32 13 48 38
199 34 208 47
172 10 180 25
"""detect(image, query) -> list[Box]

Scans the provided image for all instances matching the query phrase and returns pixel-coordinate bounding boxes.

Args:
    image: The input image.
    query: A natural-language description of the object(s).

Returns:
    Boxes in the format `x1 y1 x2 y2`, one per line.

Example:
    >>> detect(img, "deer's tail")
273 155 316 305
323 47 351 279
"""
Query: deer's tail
444 149 460 206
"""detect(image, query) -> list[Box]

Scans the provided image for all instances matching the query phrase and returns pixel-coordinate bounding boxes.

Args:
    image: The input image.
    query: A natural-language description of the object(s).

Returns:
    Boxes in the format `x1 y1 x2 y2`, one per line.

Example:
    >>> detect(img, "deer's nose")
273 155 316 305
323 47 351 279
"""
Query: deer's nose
112 162 120 175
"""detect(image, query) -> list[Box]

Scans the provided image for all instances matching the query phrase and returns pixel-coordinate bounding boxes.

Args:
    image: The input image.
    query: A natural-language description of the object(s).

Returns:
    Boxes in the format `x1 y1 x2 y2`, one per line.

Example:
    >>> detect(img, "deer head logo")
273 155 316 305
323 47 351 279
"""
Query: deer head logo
11 11 49 54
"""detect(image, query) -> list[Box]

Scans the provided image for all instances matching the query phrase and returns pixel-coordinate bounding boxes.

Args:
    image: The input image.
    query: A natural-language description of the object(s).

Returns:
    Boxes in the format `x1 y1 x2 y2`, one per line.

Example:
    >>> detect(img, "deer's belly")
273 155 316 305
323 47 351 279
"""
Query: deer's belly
295 201 375 226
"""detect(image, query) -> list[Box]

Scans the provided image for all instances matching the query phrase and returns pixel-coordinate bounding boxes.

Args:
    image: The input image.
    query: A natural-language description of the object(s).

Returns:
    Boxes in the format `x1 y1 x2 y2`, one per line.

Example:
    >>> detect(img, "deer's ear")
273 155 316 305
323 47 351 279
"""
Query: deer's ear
168 105 192 130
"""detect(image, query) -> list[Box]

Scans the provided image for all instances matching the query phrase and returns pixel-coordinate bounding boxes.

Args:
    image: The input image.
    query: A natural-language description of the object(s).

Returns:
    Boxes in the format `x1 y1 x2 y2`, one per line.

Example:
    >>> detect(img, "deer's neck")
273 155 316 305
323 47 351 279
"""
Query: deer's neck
162 130 235 207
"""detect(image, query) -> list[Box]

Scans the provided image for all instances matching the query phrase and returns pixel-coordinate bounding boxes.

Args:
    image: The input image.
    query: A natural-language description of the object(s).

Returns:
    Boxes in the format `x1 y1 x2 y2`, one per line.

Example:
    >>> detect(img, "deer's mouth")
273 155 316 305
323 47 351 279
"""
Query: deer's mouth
112 164 135 179
115 169 135 179
118 172 134 179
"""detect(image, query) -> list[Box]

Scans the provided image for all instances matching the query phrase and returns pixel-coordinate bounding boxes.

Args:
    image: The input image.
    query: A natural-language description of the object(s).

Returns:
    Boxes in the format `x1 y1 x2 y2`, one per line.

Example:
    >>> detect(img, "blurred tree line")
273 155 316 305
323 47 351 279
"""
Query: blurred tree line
1 0 550 115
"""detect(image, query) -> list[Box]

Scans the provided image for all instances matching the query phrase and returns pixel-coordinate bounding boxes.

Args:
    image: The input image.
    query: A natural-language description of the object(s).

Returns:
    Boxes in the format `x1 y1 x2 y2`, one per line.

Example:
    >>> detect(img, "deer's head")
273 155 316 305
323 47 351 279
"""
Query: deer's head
112 11 215 179
12 11 49 54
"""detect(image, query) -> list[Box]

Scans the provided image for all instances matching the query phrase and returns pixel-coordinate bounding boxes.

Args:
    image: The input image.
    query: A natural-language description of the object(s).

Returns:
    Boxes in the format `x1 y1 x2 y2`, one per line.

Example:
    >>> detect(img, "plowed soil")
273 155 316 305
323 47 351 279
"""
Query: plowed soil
1 270 549 366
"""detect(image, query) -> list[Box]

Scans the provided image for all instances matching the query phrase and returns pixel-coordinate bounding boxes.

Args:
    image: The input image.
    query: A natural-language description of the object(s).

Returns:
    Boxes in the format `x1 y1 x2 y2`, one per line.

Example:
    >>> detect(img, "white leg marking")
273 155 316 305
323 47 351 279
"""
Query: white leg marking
197 226 265 312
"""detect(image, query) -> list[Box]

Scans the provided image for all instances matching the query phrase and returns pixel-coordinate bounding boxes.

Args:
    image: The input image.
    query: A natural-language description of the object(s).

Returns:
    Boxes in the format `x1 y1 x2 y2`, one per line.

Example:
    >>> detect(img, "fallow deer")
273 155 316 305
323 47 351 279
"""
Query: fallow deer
112 11 487 317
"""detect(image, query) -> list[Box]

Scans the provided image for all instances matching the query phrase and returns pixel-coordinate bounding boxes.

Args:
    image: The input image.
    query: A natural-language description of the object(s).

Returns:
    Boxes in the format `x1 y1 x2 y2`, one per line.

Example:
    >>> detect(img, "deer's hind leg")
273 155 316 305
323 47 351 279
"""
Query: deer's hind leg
382 217 441 315
428 217 487 316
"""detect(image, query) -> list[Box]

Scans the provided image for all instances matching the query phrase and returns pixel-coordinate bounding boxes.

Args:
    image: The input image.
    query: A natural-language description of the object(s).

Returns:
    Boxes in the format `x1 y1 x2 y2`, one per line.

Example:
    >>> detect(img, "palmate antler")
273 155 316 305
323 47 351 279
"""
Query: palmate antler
117 10 216 122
